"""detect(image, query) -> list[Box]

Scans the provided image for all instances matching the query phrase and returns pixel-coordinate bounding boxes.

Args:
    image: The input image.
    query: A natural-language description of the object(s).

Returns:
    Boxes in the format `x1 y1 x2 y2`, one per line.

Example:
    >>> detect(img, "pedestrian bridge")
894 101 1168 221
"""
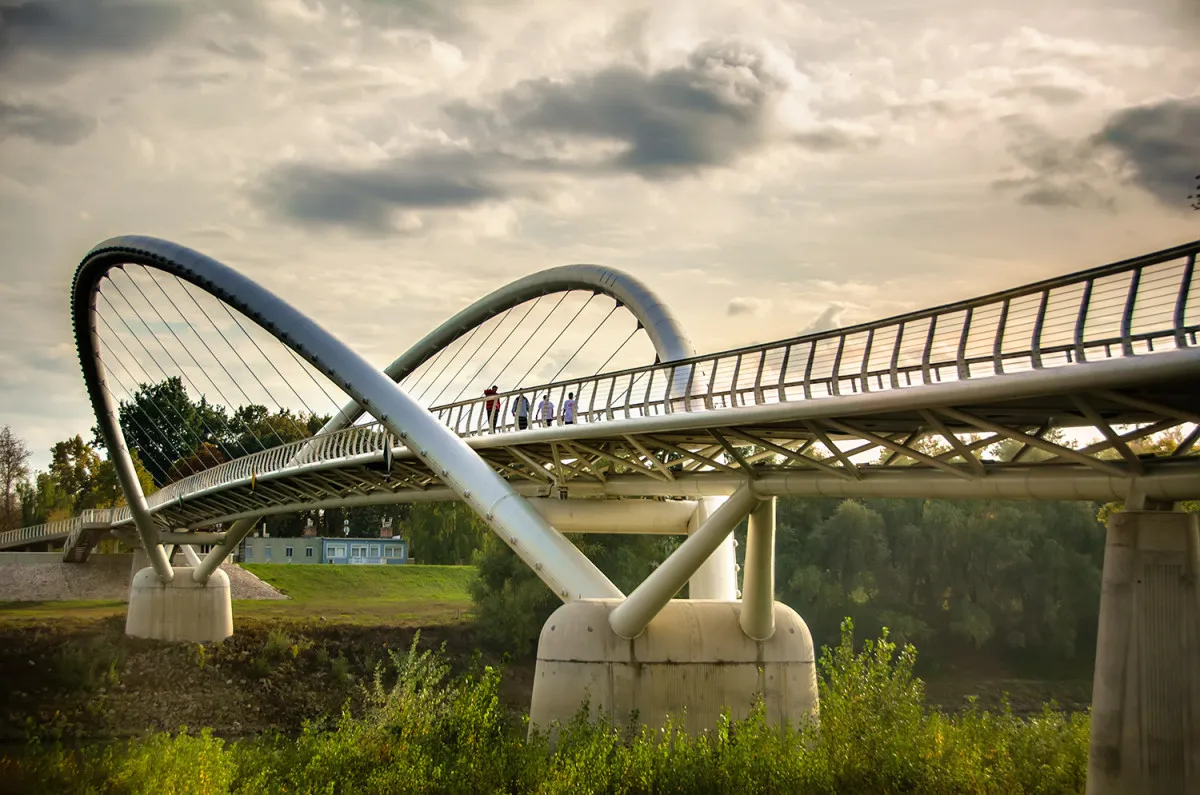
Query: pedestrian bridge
4 238 1199 555
2 235 1198 793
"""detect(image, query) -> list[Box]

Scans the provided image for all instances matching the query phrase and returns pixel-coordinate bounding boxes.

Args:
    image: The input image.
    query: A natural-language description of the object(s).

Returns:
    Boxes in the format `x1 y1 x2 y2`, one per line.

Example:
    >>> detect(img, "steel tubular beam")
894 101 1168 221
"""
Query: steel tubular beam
526 498 697 534
609 482 759 639
740 497 777 641
76 237 622 602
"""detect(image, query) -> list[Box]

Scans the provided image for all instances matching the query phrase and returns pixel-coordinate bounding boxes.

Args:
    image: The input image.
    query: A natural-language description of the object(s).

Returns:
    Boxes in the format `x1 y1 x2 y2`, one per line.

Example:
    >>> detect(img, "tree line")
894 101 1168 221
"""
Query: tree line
3 376 1195 669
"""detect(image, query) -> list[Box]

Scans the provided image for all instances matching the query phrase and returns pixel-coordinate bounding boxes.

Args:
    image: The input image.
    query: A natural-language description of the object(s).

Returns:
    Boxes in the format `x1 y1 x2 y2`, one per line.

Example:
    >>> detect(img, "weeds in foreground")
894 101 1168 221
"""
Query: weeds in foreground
2 620 1090 794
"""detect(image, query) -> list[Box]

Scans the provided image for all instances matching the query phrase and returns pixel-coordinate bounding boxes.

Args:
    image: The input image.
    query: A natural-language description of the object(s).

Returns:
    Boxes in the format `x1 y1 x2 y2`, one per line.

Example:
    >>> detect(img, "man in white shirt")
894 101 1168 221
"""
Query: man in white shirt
537 394 555 427
562 392 576 425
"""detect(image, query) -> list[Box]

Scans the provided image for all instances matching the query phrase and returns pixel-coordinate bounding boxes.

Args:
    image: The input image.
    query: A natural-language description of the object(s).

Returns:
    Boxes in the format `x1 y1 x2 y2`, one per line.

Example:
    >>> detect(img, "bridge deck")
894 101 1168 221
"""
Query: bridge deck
2 239 1197 551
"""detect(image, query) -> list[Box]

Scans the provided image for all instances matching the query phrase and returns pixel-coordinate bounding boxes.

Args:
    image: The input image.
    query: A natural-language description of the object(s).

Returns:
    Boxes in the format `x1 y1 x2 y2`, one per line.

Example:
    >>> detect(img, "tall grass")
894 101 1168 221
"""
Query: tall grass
1 620 1089 794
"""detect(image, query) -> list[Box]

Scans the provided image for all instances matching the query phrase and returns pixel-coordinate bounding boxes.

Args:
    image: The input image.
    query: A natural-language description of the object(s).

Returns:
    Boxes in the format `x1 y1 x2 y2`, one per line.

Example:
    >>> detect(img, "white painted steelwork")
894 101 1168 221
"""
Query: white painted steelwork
609 482 761 639
740 498 777 641
4 240 1198 556
318 264 696 435
72 237 622 600
526 498 697 534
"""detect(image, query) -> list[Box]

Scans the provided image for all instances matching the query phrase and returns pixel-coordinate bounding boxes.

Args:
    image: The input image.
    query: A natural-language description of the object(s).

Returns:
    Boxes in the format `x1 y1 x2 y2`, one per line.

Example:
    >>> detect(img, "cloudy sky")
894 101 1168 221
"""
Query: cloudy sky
1 0 1198 469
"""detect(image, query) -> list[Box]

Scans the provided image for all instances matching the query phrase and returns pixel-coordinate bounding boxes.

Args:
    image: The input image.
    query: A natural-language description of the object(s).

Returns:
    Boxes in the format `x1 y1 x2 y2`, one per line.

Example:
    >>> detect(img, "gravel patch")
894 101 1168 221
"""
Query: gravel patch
0 555 287 602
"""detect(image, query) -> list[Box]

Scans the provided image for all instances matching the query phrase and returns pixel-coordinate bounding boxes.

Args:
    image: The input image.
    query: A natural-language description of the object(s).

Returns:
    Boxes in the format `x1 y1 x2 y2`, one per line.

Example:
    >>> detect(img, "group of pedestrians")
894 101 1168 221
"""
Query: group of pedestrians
482 385 575 432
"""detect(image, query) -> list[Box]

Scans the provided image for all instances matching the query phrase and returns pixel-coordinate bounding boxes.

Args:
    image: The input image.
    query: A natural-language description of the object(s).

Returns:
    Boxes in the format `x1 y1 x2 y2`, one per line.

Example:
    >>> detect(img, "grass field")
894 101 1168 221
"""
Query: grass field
237 564 476 624
0 564 477 626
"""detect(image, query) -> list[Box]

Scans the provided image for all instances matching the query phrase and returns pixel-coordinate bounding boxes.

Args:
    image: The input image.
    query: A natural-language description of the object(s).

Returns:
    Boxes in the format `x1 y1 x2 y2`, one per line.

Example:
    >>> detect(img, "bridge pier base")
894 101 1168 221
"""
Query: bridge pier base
1088 509 1200 795
126 566 233 643
528 598 817 741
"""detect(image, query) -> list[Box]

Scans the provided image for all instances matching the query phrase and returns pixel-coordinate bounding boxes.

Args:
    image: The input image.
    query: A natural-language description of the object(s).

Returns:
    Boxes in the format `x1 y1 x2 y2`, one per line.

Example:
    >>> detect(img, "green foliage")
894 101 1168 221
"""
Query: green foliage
469 531 680 654
3 629 1090 794
775 497 1106 664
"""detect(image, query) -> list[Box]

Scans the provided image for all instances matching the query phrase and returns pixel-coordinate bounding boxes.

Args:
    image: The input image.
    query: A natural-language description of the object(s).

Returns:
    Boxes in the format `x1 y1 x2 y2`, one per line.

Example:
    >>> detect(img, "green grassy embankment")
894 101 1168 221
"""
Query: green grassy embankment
0 565 477 627
236 564 476 625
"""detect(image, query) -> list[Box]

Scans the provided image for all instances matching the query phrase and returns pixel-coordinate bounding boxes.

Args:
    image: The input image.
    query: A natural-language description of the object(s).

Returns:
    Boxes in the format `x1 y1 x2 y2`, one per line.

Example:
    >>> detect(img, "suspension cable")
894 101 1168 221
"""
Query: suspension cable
170 275 312 440
122 270 276 453
144 271 295 449
416 322 486 404
512 295 596 389
547 301 618 384
483 292 570 392
451 297 544 405
102 280 253 461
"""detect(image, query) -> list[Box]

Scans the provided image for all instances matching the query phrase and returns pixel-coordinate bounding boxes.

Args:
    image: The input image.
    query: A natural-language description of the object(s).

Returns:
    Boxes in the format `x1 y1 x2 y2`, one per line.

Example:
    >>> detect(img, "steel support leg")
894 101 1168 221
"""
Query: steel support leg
610 483 759 639
740 497 776 640
194 517 257 583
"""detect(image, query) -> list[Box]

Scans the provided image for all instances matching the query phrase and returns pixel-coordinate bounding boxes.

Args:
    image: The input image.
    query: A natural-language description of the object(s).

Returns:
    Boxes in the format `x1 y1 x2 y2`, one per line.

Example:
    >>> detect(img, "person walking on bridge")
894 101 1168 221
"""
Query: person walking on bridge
512 393 530 430
562 392 576 425
483 385 499 432
537 394 555 427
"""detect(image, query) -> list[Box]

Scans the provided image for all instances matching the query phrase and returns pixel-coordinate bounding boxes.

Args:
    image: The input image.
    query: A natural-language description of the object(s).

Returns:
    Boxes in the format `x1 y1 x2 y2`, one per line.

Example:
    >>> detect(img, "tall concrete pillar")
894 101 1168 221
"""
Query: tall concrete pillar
1087 509 1200 795
688 497 738 600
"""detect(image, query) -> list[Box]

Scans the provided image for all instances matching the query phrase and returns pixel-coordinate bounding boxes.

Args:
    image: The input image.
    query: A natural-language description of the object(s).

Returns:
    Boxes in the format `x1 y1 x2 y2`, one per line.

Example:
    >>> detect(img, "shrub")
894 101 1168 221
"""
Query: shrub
4 625 1091 794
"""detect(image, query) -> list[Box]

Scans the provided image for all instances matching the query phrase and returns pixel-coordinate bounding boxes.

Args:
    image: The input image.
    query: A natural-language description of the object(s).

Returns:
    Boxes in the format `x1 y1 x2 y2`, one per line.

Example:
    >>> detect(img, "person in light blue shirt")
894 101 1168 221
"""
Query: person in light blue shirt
562 392 576 425
537 394 555 427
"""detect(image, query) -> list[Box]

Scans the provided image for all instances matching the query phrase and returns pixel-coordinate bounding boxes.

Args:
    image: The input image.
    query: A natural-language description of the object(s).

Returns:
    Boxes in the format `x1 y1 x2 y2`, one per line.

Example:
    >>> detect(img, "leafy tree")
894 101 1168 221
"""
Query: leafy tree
470 530 681 655
97 376 234 486
0 426 32 530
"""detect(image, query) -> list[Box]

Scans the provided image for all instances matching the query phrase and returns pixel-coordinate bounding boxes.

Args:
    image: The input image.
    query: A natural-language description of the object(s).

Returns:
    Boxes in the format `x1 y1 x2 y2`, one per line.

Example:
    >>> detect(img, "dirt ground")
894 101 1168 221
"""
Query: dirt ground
0 615 534 743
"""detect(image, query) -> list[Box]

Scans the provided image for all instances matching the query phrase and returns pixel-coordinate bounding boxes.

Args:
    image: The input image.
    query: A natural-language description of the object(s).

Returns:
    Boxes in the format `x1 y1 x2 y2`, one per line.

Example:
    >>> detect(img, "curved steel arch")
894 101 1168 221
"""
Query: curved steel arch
73 235 623 600
319 264 697 433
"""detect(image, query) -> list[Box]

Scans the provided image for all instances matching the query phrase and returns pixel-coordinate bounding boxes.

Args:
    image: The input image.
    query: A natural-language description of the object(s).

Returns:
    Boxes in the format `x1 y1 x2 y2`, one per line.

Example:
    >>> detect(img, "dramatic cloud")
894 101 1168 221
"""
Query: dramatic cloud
0 100 94 145
0 0 186 64
448 40 868 178
991 116 1115 209
993 96 1200 211
1093 95 1200 208
253 149 510 233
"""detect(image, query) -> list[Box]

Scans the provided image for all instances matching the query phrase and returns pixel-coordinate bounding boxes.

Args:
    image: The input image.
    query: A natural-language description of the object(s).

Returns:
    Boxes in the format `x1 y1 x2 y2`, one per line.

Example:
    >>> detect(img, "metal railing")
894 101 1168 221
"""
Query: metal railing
10 240 1198 540
0 509 115 551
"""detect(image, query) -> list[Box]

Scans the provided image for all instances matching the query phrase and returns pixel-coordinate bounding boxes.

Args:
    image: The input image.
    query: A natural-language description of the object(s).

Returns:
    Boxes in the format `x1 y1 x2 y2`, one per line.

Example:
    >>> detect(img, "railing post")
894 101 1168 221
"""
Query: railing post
1031 289 1050 368
1174 253 1195 349
860 328 875 392
956 307 973 381
1120 268 1141 357
889 322 904 389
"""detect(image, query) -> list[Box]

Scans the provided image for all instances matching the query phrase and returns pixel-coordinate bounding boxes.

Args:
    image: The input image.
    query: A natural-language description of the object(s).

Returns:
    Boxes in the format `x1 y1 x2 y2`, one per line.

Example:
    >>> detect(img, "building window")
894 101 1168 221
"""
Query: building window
305 547 314 558
244 547 253 560
368 545 380 558
351 544 368 559
285 547 294 558
327 544 346 558
383 545 399 558
264 547 272 559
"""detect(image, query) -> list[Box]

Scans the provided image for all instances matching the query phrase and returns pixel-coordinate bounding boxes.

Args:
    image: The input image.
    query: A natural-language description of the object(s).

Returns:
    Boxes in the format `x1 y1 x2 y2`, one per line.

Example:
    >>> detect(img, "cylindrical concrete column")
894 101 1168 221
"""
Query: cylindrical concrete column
740 497 776 640
688 497 739 599
1087 509 1200 795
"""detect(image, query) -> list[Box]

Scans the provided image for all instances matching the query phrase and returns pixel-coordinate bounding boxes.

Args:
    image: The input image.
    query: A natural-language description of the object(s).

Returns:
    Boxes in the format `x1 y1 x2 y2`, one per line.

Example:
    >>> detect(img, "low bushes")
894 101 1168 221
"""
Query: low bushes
1 621 1089 794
